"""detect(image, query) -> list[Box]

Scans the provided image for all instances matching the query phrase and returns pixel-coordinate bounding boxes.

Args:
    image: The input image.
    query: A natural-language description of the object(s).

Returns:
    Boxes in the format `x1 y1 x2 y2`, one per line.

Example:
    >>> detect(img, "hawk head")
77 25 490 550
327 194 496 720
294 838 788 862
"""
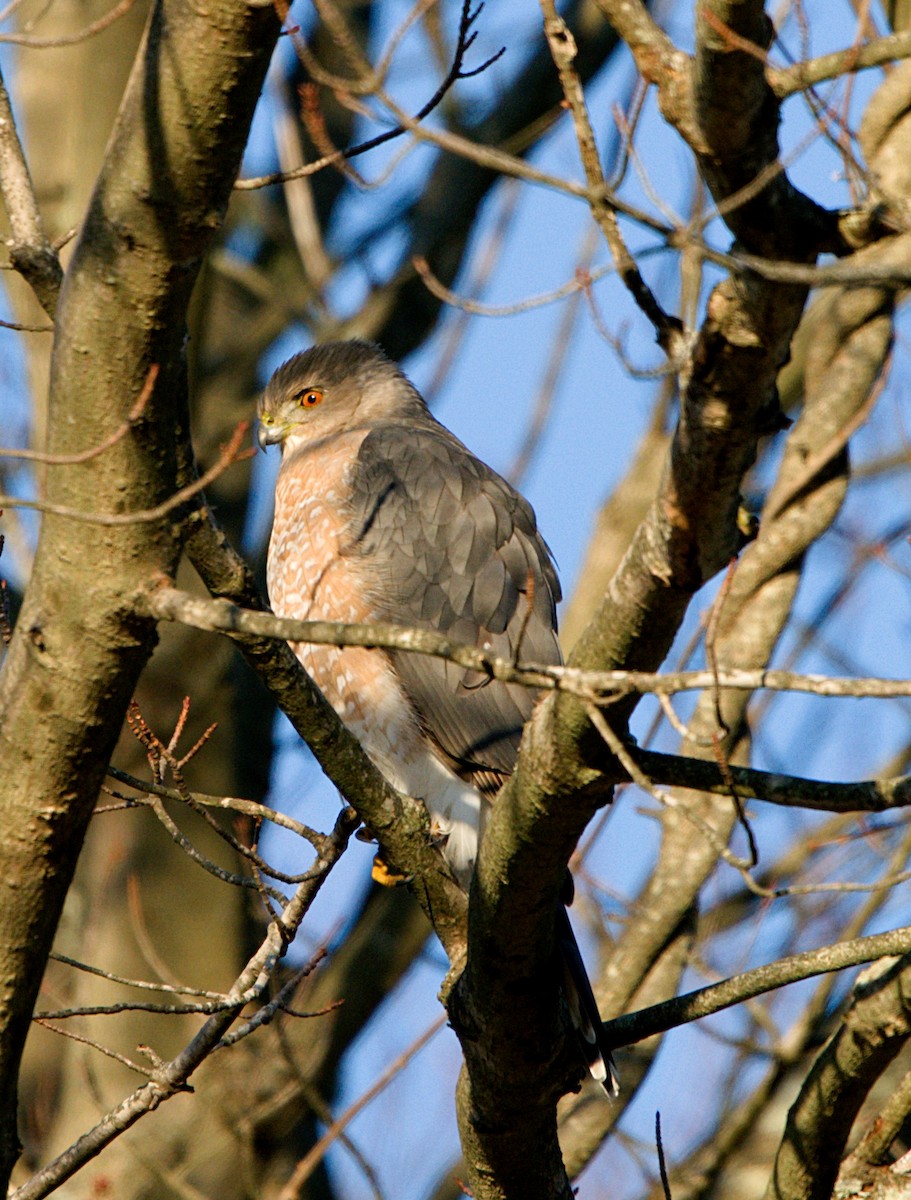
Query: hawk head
257 339 426 453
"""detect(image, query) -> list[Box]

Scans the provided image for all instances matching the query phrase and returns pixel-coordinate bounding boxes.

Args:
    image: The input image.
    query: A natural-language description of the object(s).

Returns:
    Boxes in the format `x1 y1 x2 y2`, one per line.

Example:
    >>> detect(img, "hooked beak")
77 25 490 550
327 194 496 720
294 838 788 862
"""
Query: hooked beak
256 419 282 451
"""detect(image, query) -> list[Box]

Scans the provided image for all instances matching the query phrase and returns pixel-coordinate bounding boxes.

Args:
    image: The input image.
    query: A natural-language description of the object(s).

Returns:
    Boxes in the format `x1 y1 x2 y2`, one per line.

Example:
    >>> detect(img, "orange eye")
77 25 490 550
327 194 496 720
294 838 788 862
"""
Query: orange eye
296 388 324 408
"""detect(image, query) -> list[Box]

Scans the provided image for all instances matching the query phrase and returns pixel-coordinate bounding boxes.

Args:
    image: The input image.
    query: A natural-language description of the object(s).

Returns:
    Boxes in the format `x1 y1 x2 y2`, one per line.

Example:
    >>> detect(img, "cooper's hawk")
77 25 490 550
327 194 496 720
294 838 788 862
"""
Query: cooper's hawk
258 339 616 1092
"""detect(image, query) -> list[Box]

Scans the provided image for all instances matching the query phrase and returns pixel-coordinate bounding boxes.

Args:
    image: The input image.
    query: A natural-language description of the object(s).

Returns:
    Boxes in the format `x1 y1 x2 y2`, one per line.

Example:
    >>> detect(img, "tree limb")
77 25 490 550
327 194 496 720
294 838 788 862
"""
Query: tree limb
766 954 911 1200
0 63 61 315
606 926 911 1049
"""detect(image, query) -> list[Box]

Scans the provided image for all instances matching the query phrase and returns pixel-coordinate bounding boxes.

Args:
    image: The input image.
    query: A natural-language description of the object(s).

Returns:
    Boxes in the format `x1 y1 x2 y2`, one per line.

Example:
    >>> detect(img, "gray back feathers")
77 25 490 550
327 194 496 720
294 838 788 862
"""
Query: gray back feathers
343 419 561 791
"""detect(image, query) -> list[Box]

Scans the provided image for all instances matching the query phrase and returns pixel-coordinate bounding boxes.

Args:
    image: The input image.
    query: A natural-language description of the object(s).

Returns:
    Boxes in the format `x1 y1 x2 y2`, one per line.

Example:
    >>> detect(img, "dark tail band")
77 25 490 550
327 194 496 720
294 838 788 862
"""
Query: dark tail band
557 904 619 1096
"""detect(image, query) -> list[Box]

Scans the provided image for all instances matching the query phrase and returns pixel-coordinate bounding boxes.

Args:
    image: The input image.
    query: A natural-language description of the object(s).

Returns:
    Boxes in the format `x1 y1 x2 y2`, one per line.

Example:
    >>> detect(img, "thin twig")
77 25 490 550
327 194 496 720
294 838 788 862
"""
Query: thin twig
0 365 157 464
413 251 616 317
0 316 52 332
34 994 266 1020
48 952 228 1001
33 1020 154 1078
144 793 288 904
121 701 329 887
104 765 327 848
539 0 684 356
0 421 252 525
656 1112 672 1200
0 0 138 45
242 0 504 191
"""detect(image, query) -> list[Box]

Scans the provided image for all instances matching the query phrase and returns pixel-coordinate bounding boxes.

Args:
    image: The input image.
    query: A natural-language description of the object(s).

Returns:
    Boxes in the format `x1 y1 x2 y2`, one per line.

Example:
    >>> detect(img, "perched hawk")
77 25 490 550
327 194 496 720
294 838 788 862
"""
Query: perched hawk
258 339 616 1092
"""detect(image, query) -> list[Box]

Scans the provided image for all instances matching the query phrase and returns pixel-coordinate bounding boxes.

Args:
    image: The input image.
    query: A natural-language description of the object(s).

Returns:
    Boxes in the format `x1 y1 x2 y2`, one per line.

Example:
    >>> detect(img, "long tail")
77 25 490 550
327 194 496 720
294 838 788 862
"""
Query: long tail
557 905 619 1096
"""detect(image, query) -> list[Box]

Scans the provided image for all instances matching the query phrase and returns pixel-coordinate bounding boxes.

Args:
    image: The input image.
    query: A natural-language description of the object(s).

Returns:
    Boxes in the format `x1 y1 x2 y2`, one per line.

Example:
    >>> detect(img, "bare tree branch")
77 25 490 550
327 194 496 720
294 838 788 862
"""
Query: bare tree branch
540 0 684 355
770 31 911 98
11 807 357 1200
607 926 911 1049
0 0 140 47
144 583 911 705
766 954 911 1200
0 64 61 314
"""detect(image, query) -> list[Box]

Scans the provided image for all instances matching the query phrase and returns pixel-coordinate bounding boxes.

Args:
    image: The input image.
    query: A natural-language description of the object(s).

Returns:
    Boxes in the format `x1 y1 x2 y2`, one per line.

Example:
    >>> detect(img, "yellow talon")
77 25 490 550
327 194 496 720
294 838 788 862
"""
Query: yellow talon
371 853 409 887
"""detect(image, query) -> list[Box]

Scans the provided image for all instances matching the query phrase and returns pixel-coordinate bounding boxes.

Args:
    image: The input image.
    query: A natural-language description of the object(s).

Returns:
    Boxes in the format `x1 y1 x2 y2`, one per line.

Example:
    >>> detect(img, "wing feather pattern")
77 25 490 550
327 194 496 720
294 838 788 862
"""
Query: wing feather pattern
342 422 561 793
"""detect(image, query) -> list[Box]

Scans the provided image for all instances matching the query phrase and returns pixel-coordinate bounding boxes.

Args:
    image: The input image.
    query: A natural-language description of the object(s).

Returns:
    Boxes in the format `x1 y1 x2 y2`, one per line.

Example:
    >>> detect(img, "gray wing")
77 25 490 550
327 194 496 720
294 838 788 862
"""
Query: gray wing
343 422 562 793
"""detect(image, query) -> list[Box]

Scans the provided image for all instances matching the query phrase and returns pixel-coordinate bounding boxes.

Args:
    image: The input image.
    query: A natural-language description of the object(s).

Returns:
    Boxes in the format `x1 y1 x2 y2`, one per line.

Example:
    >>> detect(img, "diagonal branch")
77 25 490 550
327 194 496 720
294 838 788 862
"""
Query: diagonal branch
769 29 911 97
0 64 62 315
540 0 684 355
606 925 911 1049
766 953 911 1200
